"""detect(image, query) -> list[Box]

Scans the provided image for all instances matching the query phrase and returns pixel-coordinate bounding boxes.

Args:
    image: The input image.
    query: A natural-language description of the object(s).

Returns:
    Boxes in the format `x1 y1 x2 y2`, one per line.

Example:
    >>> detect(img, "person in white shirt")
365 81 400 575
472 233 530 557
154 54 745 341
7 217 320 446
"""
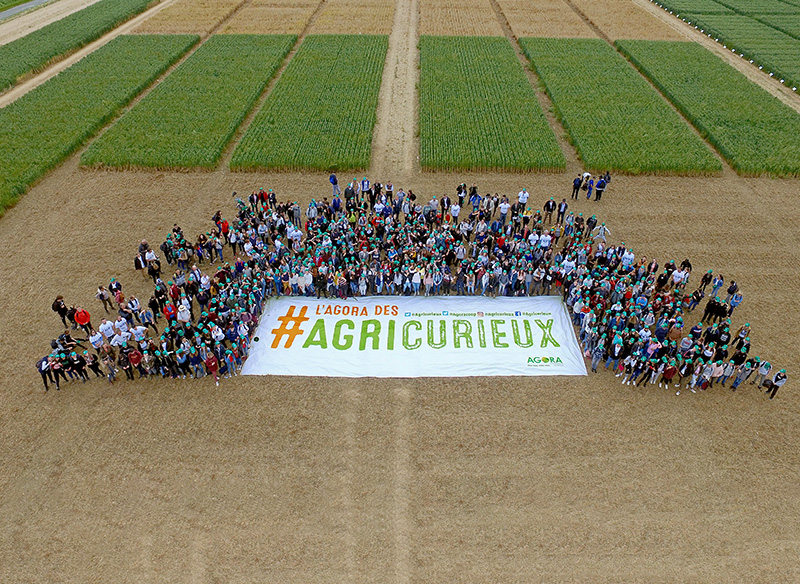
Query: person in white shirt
114 316 129 334
98 319 115 340
518 189 529 205
450 203 461 222
89 329 104 351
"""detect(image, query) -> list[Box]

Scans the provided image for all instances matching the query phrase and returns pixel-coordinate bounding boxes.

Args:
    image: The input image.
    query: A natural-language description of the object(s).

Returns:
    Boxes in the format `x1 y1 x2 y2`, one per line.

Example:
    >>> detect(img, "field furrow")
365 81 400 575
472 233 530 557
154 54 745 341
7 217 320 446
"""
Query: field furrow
419 35 565 172
0 34 197 214
618 39 800 176
82 35 294 170
231 34 388 171
0 0 163 93
519 37 721 174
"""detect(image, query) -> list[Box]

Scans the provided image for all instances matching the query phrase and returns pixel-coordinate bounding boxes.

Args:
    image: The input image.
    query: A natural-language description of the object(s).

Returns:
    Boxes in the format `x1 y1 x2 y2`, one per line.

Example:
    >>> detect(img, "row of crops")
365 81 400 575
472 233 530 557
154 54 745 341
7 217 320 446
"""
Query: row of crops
0 0 162 93
0 35 197 214
230 34 388 172
651 0 800 89
418 36 565 172
82 35 295 169
519 37 722 175
617 40 800 176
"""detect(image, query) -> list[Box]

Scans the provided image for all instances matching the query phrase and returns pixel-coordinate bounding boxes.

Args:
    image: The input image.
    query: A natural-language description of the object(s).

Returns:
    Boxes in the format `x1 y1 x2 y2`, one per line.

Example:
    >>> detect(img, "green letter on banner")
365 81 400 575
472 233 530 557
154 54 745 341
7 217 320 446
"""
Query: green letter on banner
511 320 534 348
387 320 395 350
477 319 486 348
359 319 381 350
302 319 328 349
402 320 422 350
490 319 509 348
332 319 355 350
427 320 447 349
452 320 473 348
535 318 560 348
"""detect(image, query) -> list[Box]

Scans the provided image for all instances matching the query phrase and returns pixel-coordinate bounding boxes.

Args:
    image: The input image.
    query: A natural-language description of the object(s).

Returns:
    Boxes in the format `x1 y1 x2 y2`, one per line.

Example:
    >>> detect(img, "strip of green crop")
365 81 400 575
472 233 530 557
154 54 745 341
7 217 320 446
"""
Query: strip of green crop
0 0 161 93
231 35 388 172
0 34 197 215
678 13 800 89
708 0 800 14
82 35 295 170
417 36 564 172
617 40 800 176
519 37 721 175
751 13 800 40
653 0 733 14
0 0 35 12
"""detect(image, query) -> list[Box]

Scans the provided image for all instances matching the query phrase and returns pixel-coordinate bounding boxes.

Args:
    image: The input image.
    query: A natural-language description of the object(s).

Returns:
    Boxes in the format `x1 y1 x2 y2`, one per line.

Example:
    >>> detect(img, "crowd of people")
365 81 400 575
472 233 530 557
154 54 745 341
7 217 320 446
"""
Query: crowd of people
38 174 787 399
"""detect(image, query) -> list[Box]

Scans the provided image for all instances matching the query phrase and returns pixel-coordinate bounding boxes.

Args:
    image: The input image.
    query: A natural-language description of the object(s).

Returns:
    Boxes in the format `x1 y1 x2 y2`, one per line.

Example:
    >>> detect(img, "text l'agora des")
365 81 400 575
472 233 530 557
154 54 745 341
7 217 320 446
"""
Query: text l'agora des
314 304 399 317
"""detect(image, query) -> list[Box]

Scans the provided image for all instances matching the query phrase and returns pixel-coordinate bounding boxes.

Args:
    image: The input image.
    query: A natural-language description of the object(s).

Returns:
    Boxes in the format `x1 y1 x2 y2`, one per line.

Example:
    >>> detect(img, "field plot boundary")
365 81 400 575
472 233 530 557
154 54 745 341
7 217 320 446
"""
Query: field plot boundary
519 37 721 175
231 34 389 173
0 34 197 214
419 35 565 172
0 0 165 94
81 34 295 171
617 39 800 177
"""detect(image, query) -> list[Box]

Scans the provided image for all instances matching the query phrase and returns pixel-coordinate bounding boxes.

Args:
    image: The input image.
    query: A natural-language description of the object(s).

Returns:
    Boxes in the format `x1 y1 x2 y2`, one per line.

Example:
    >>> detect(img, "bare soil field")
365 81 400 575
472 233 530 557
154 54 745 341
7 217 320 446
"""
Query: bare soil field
419 0 502 36
569 0 685 40
496 0 595 39
221 0 320 35
310 0 395 34
1 0 800 581
133 0 246 35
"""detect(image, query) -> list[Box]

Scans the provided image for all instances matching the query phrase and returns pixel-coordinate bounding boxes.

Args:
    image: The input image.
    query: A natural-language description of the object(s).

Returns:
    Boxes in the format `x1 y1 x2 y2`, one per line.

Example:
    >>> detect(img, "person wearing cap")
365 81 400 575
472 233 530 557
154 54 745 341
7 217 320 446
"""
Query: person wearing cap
764 370 787 400
752 360 773 387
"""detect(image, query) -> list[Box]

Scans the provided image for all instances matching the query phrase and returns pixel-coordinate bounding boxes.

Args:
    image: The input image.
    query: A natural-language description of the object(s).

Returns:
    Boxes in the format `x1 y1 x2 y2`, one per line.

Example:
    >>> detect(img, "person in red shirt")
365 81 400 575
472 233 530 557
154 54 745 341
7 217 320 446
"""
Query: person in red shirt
162 302 177 322
74 306 92 335
128 347 147 378
205 353 220 386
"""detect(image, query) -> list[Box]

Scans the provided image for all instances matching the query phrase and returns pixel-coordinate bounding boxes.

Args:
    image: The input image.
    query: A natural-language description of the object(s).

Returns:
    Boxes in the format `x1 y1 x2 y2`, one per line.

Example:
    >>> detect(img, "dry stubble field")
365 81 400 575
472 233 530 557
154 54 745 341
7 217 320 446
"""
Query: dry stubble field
1 0 799 582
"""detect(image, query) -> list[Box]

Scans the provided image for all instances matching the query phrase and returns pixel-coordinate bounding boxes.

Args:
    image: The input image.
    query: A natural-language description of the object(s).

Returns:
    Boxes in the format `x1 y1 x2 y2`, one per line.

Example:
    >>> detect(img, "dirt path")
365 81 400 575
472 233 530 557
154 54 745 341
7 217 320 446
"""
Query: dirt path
0 0 182 108
369 0 419 180
631 0 800 113
0 0 100 44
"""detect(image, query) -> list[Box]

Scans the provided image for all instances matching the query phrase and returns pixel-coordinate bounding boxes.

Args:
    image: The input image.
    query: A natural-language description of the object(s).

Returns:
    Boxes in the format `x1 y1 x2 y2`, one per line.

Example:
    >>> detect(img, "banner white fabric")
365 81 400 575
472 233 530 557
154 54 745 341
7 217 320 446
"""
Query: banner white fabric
242 296 587 378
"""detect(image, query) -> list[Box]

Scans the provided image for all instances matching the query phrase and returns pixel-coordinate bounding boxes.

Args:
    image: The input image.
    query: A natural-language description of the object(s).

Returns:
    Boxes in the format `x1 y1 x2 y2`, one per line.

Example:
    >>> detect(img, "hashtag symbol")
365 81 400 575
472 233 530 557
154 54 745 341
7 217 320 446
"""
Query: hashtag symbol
271 306 309 348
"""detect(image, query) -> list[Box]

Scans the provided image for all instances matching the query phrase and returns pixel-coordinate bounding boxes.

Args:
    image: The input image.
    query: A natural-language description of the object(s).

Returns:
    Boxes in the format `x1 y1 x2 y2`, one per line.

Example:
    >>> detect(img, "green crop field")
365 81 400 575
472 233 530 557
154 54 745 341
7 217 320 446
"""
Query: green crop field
618 40 800 176
82 35 295 170
0 0 162 93
418 36 565 172
679 13 800 89
519 37 721 175
752 13 800 40
654 0 733 14
712 0 800 14
0 34 197 215
231 35 387 172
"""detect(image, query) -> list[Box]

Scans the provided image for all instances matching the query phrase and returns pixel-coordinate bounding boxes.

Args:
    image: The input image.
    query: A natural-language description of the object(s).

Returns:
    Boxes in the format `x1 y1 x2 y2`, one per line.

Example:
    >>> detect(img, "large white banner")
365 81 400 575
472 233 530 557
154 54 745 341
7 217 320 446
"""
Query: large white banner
242 296 587 378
